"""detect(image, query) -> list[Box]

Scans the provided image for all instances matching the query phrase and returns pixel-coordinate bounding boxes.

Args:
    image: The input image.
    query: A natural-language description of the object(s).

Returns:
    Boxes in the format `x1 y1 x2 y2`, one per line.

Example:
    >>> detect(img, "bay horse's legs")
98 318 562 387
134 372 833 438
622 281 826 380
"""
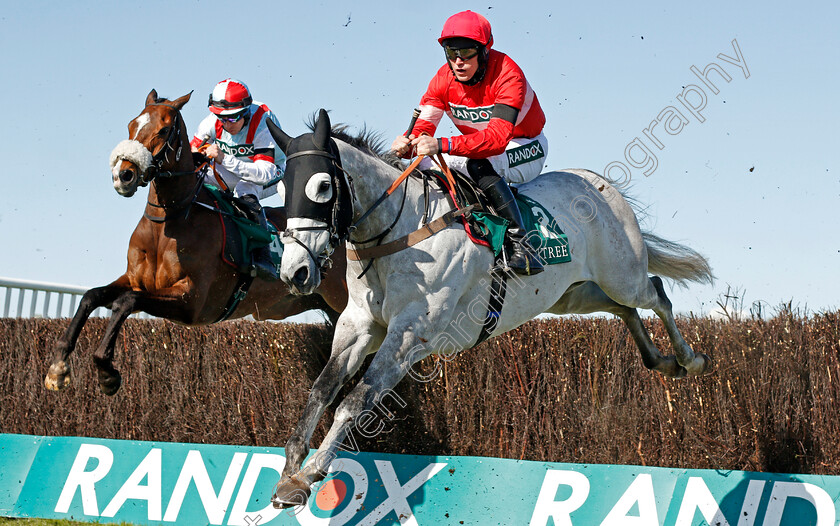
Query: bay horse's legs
91 289 197 396
45 280 130 391
323 304 341 327
273 323 420 509
550 281 687 378
648 276 713 376
276 312 385 497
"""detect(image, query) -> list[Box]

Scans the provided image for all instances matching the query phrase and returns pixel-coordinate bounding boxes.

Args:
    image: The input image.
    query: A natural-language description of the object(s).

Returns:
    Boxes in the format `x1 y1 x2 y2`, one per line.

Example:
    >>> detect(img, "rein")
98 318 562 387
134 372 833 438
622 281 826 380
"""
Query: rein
346 204 478 261
144 174 205 223
346 153 468 262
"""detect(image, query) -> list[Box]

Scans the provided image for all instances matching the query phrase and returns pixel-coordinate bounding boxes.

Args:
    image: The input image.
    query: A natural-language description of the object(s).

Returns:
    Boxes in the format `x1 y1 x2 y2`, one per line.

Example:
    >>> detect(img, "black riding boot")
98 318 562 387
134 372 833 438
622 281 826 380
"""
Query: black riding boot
238 194 279 280
467 159 544 276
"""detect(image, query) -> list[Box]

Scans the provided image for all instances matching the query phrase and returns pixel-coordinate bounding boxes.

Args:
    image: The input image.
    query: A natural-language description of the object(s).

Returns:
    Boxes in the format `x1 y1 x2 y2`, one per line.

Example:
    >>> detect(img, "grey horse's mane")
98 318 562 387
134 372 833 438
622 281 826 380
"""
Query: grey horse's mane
305 113 404 170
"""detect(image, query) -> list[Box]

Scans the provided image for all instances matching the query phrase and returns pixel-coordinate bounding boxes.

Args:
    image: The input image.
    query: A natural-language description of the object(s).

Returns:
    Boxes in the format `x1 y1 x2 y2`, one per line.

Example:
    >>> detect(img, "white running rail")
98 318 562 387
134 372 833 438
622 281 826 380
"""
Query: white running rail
0 277 148 319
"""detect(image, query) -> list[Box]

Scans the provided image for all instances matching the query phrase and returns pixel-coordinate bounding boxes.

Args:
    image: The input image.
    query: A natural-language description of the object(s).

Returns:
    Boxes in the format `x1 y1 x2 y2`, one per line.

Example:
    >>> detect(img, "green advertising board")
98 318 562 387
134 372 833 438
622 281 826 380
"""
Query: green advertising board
1 433 837 525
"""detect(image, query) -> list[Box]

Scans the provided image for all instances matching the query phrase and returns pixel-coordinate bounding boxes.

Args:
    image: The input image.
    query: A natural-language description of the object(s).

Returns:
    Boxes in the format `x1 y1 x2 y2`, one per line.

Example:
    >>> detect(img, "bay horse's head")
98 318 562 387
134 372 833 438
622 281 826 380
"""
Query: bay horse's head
268 109 354 295
109 89 192 197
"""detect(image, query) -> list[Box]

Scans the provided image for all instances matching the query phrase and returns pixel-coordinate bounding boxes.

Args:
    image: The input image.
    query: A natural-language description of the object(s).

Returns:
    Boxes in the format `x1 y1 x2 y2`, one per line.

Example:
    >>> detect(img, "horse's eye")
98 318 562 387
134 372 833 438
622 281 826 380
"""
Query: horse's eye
158 127 169 136
305 172 334 203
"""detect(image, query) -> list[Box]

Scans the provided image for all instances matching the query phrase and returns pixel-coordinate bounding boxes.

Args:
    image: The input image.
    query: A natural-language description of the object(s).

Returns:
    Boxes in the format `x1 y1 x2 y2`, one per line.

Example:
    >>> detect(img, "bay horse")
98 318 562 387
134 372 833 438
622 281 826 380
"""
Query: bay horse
264 109 715 508
43 91 347 396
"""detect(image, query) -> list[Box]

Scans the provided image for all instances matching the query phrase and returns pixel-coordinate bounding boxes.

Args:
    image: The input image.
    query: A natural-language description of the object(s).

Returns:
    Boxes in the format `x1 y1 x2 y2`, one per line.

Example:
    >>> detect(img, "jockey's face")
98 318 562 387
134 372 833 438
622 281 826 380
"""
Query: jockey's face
221 117 247 135
448 54 479 83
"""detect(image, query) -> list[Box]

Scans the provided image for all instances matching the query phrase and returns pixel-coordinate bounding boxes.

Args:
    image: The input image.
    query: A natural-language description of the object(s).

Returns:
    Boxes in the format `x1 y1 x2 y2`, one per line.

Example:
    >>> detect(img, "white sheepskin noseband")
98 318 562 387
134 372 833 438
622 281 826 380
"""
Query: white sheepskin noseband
110 139 153 177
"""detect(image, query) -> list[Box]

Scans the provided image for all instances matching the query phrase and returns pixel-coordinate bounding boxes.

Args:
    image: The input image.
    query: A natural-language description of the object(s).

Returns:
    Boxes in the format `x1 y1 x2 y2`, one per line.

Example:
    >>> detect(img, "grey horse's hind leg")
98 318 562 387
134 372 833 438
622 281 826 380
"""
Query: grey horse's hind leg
550 281 687 378
649 276 713 376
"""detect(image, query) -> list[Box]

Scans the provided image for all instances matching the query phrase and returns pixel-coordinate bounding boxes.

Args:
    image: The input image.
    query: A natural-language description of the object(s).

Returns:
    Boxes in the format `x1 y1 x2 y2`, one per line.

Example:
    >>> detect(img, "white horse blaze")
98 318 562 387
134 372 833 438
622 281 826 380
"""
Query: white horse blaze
131 113 151 140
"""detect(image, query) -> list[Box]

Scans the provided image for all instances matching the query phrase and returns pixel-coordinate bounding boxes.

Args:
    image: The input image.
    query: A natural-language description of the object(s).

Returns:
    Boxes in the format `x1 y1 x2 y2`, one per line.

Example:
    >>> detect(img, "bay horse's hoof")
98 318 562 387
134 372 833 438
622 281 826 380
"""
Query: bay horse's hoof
94 356 123 396
45 361 71 391
98 370 122 396
271 476 311 509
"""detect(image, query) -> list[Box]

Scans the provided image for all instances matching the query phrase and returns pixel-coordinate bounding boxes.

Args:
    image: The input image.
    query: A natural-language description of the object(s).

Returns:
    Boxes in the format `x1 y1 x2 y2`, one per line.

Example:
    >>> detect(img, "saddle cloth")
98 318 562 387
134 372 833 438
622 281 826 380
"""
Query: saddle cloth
202 185 283 273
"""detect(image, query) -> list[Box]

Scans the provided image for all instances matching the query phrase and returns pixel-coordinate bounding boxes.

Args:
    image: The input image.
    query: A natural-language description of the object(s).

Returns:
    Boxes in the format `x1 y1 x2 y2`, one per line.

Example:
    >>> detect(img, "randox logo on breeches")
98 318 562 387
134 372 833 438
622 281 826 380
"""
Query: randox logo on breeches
217 141 255 157
506 140 545 168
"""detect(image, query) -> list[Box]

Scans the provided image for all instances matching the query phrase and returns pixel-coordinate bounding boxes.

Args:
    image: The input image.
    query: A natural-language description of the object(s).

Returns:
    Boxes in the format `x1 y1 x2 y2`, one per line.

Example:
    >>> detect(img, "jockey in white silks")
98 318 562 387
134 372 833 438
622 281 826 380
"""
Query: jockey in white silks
391 10 549 275
190 78 286 280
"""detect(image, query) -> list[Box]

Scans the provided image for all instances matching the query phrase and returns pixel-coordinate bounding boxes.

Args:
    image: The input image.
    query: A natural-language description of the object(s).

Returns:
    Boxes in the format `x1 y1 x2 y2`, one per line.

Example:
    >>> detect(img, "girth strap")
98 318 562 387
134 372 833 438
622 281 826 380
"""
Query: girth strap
472 269 508 347
346 204 478 261
213 274 255 323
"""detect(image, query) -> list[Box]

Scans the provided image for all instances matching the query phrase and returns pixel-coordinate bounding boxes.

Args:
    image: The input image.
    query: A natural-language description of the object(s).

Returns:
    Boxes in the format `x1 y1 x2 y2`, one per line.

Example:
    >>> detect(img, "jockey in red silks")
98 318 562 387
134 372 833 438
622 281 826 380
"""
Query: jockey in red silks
190 78 286 280
391 10 547 275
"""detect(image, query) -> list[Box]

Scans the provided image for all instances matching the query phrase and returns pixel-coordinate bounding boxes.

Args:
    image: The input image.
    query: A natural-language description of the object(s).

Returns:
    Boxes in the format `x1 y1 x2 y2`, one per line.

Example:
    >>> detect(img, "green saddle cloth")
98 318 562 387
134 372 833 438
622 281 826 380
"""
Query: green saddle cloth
471 193 571 264
203 185 282 270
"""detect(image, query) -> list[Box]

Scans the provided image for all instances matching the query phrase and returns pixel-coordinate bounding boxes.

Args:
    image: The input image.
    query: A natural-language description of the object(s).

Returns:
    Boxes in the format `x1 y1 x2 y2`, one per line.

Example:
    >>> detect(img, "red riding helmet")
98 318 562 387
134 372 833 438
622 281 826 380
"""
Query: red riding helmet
438 10 493 49
208 78 253 116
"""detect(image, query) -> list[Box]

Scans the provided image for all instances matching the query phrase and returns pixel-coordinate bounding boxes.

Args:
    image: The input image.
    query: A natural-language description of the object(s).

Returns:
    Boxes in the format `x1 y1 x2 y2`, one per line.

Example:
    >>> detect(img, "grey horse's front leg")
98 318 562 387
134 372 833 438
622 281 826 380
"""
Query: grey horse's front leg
274 313 384 507
273 327 432 509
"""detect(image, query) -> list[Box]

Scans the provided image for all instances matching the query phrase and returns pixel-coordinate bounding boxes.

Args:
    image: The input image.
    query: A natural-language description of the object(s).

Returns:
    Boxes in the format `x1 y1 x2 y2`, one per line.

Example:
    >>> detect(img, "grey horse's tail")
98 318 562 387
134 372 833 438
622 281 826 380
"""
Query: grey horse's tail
643 232 715 286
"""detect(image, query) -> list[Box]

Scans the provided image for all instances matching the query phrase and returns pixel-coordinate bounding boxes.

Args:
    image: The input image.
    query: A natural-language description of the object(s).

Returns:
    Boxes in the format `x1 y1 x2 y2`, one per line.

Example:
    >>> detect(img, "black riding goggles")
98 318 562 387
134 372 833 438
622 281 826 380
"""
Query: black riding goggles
208 94 253 108
444 46 480 61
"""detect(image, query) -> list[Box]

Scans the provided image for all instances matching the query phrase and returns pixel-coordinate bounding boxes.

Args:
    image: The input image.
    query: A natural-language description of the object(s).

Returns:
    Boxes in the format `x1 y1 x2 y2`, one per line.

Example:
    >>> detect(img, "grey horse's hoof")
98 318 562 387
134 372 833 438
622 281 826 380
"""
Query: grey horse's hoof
698 353 714 375
45 361 71 391
654 356 687 379
271 476 312 509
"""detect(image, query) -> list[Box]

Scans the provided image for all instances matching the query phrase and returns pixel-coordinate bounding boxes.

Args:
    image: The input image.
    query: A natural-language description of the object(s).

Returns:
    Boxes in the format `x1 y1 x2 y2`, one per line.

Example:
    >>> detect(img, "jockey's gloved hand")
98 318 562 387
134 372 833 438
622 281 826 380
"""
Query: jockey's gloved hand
391 134 413 158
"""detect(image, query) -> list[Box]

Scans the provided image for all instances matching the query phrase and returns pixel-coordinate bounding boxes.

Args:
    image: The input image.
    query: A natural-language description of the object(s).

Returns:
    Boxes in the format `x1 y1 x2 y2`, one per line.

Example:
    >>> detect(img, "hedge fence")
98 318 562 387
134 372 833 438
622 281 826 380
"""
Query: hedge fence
1 309 839 475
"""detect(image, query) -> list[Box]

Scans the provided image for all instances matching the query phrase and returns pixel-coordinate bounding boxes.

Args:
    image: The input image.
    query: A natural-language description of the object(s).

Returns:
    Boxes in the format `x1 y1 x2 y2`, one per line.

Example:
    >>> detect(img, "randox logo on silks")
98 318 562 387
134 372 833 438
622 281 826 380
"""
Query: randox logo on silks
218 141 256 157
449 103 494 124
506 140 545 168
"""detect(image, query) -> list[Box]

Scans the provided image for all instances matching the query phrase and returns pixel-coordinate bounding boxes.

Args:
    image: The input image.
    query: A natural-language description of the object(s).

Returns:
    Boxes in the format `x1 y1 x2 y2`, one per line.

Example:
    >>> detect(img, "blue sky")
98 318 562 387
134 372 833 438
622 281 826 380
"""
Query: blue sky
1 0 837 319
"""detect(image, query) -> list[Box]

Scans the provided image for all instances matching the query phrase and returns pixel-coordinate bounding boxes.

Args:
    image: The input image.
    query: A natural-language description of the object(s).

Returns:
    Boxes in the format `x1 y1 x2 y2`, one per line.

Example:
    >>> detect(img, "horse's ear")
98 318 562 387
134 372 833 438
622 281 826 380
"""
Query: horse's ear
267 119 292 154
313 108 331 150
145 89 158 106
171 91 193 110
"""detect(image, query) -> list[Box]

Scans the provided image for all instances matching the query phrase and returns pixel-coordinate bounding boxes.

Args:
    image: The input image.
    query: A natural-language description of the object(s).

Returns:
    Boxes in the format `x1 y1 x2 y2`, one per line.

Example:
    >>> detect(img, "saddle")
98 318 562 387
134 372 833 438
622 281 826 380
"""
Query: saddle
420 168 571 265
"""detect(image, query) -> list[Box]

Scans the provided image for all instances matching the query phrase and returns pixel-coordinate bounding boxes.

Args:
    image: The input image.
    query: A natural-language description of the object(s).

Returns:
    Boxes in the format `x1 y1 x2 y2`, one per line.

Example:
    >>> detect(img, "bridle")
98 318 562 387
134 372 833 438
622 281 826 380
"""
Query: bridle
281 145 354 271
140 103 196 185
282 142 413 277
138 103 204 222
